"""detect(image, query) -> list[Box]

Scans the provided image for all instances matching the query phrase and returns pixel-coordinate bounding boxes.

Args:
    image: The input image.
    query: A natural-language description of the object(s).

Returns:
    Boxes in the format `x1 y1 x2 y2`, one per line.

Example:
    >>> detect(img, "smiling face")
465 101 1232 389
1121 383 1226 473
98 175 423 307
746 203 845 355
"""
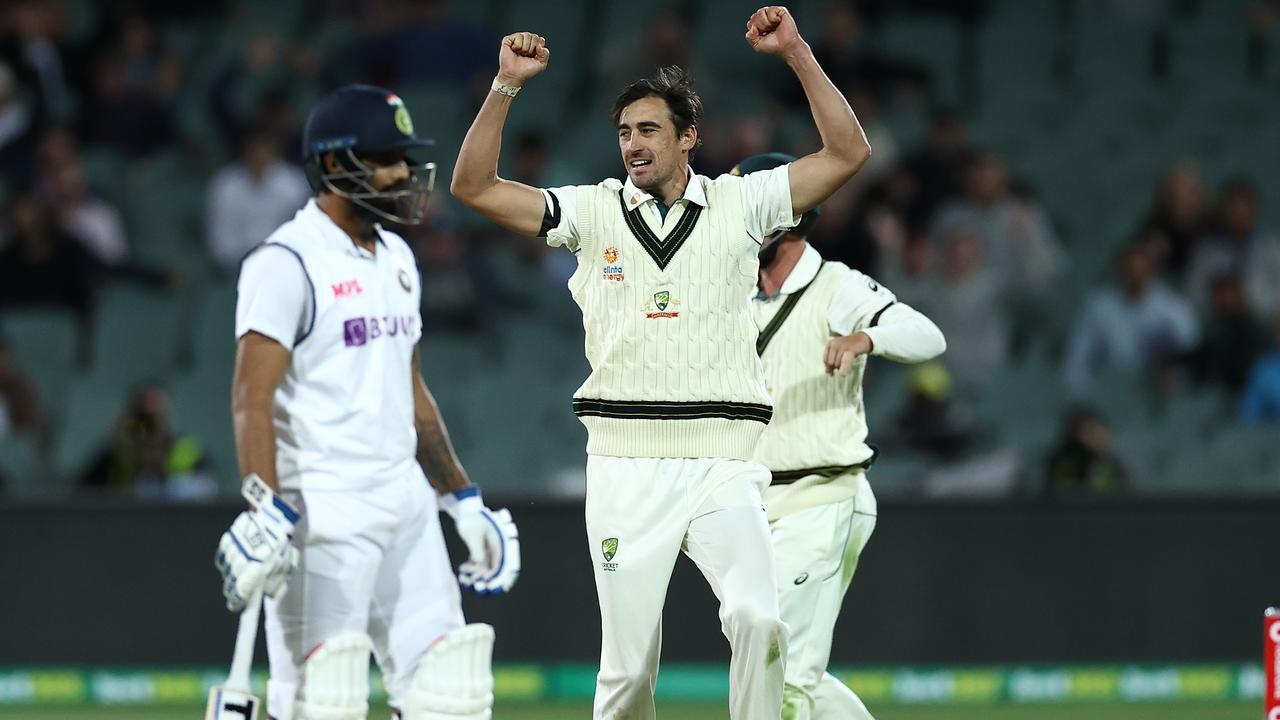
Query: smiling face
617 96 696 194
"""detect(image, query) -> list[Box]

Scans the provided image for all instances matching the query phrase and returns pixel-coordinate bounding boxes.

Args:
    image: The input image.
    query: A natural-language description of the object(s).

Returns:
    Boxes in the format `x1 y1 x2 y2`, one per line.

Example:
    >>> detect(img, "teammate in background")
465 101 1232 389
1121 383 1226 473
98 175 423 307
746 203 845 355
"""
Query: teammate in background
738 152 946 720
451 8 870 719
214 84 519 720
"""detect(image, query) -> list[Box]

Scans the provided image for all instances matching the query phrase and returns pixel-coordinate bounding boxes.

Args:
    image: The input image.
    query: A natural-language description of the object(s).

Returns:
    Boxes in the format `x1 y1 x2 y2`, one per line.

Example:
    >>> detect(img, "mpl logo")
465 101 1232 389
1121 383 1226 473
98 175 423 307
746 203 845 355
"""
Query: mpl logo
343 315 418 347
331 279 363 299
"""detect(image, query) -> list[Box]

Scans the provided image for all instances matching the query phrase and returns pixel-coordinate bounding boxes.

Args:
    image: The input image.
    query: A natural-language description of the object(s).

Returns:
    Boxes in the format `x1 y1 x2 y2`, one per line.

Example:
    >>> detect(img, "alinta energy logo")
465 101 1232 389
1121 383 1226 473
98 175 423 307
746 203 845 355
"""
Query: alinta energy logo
343 315 418 347
601 537 619 572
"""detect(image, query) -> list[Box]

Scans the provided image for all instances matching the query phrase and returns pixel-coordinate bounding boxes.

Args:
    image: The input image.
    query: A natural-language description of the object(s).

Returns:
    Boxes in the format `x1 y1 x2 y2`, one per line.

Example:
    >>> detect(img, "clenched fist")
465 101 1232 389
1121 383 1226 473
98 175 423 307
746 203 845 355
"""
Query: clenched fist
824 332 873 377
498 32 550 87
744 6 806 57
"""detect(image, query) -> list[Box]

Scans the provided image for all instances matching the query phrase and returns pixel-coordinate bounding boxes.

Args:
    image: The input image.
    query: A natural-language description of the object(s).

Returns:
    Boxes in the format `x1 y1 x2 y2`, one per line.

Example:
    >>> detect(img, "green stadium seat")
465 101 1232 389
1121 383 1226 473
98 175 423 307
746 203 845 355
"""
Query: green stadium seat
0 308 81 425
0 433 44 497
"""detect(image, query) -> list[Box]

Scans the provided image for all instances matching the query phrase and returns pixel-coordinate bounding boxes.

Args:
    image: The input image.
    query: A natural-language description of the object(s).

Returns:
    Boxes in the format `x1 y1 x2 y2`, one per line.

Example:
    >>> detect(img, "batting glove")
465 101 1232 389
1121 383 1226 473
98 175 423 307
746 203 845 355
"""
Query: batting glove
215 474 301 612
440 487 521 595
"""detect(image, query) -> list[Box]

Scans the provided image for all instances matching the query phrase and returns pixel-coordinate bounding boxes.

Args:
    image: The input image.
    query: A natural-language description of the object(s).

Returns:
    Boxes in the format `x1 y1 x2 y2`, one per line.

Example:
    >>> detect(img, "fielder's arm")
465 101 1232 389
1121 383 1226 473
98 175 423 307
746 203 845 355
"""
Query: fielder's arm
231 332 291 493
412 348 472 494
451 32 552 236
745 6 871 214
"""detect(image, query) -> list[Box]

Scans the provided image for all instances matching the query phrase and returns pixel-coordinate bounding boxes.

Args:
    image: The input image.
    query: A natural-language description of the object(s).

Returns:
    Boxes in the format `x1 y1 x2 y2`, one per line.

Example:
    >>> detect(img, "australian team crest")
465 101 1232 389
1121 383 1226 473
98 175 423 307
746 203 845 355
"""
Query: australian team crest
644 290 680 319
601 537 619 571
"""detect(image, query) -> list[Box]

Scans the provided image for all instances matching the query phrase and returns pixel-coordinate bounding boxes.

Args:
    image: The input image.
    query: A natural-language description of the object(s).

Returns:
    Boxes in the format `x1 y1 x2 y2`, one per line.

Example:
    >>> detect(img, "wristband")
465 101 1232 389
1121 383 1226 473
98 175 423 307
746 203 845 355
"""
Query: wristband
491 78 521 97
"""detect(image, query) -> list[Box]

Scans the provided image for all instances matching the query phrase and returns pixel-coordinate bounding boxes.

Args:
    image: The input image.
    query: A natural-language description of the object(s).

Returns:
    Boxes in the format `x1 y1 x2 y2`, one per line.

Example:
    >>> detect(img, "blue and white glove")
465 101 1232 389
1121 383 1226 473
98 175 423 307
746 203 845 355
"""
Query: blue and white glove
439 487 520 595
215 474 301 612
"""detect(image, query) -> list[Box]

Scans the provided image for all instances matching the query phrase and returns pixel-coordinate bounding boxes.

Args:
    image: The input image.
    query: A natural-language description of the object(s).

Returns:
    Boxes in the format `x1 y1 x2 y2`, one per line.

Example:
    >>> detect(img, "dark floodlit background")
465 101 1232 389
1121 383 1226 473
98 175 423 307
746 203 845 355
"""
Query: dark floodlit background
0 0 1276 717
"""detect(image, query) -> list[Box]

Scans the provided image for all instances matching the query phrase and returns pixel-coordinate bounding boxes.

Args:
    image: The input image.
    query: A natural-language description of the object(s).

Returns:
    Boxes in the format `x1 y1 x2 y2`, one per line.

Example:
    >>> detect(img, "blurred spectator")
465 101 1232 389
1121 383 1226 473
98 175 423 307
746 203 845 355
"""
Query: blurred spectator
76 11 179 156
0 335 42 444
1044 407 1130 495
1184 176 1280 322
354 0 492 99
78 383 215 500
932 151 1064 296
892 361 973 460
0 0 72 118
775 1 932 110
1064 241 1199 397
1139 162 1209 281
598 8 718 112
38 131 129 266
209 31 317 159
919 224 1010 393
1239 313 1280 423
0 192 99 322
902 107 973 228
1185 274 1270 393
207 130 310 272
407 212 501 333
0 60 41 190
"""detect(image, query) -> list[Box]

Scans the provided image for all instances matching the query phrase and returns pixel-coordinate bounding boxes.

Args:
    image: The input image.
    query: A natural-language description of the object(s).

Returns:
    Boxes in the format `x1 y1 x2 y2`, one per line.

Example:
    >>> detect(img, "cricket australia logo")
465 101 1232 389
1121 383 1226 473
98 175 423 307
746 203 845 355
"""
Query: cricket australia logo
644 290 680 319
601 537 619 572
602 246 624 282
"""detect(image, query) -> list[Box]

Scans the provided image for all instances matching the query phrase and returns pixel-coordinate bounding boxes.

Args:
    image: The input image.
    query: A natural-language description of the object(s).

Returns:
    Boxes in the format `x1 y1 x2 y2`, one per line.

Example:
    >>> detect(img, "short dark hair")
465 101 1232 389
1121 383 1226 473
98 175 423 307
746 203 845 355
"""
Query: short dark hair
610 66 703 152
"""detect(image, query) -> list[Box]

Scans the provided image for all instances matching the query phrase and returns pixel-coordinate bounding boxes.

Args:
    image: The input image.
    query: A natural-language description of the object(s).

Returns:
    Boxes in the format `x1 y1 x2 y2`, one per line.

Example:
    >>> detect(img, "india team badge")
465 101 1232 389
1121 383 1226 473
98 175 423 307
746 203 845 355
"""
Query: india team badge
602 246 624 282
398 269 412 292
387 94 414 136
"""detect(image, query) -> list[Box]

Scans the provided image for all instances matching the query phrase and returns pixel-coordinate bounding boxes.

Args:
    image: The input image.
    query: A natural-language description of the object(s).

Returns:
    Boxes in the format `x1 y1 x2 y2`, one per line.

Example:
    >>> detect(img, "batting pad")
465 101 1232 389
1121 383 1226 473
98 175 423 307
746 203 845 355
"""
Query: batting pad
294 633 372 720
401 623 495 720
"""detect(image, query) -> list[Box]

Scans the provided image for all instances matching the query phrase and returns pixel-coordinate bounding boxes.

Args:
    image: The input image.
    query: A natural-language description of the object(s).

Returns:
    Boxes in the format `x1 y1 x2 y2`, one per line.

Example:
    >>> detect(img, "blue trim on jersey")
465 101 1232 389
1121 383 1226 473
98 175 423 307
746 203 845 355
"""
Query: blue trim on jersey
237 242 319 347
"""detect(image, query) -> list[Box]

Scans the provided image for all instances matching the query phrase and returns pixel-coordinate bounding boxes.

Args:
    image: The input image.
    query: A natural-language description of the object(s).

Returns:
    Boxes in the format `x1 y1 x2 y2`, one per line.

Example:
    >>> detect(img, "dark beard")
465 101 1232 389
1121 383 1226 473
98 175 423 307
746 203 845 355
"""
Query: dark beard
758 238 783 269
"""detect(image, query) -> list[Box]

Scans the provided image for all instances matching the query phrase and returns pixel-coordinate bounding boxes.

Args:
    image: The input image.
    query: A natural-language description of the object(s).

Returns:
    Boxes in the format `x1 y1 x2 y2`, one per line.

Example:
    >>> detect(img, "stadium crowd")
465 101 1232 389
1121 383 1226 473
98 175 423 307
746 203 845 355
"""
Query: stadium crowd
0 0 1277 498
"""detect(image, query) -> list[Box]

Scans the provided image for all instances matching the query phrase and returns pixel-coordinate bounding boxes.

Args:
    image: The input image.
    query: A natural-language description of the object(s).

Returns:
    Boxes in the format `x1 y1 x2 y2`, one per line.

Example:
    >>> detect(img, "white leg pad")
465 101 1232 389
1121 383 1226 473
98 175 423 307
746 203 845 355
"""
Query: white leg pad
293 633 372 720
401 623 494 720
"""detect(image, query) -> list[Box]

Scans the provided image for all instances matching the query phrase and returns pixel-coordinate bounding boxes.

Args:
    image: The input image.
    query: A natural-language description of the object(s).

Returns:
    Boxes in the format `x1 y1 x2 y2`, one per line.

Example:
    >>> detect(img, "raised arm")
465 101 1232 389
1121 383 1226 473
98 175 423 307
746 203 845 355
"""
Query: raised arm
450 32 554 236
745 6 871 215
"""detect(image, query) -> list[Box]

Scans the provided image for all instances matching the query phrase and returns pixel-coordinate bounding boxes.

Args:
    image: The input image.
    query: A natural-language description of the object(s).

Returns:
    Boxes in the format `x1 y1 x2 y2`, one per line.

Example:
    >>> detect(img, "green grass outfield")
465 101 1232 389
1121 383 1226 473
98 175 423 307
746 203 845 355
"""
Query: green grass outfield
0 701 1257 719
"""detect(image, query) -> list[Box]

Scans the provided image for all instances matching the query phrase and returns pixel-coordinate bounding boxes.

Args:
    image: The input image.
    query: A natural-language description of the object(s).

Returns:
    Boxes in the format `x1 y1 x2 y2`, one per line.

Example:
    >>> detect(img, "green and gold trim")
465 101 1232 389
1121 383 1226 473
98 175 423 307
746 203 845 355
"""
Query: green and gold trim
617 190 703 270
770 447 879 485
573 398 772 424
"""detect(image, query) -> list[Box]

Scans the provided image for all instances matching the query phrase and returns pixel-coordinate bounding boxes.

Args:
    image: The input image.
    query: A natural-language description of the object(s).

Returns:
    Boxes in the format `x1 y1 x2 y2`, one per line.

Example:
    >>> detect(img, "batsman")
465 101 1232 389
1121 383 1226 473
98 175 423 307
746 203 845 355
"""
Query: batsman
213 84 520 720
738 151 946 720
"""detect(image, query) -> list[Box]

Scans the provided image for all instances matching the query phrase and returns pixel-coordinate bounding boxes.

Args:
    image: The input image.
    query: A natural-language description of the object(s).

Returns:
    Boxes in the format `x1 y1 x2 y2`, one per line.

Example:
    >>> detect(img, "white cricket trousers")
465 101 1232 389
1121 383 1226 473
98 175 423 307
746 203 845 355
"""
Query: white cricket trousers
264 471 464 720
772 481 878 720
585 455 786 720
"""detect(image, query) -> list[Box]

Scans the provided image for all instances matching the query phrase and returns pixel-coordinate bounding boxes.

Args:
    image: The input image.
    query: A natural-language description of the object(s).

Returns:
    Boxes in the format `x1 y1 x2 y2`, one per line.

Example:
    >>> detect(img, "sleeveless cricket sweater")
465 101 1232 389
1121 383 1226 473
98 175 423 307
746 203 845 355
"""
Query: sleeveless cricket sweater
566 176 771 460
753 261 876 517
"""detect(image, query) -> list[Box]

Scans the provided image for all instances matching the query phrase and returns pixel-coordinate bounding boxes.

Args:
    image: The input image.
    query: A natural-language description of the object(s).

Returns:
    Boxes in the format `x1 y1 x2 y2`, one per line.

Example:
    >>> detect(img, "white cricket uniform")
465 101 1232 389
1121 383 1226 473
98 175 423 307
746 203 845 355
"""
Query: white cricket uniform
234 199 463 719
542 166 796 720
752 243 945 720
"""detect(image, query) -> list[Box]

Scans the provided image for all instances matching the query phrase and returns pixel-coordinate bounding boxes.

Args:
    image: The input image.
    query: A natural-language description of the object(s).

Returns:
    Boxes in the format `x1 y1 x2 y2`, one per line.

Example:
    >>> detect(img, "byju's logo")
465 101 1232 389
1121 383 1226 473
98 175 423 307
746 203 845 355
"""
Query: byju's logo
343 316 417 347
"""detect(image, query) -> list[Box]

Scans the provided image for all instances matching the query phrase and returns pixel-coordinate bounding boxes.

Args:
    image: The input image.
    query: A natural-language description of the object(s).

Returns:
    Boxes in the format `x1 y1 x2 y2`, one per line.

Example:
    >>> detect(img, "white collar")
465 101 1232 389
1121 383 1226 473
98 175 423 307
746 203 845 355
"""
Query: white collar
300 198 385 258
778 243 823 295
622 165 708 212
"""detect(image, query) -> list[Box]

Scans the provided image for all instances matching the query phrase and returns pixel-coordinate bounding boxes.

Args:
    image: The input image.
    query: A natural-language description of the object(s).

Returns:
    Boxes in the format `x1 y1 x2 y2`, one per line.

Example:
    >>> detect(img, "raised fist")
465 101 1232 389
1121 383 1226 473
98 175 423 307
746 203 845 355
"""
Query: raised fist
744 6 804 57
498 32 550 86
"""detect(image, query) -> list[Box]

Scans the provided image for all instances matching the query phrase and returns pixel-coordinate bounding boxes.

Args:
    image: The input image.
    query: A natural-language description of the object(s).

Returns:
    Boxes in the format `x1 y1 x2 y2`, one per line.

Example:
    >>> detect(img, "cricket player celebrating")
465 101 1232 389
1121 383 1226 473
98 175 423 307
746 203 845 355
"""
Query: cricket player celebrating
450 8 870 719
213 84 520 720
738 151 946 720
